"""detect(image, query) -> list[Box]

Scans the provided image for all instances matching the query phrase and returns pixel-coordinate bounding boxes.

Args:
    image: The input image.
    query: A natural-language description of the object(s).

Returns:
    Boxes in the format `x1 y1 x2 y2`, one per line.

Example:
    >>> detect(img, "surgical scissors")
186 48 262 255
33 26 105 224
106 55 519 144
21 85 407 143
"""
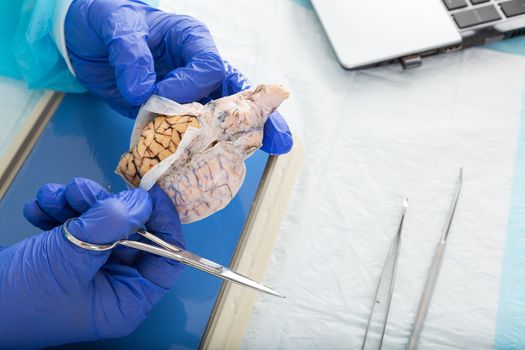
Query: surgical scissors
61 218 284 298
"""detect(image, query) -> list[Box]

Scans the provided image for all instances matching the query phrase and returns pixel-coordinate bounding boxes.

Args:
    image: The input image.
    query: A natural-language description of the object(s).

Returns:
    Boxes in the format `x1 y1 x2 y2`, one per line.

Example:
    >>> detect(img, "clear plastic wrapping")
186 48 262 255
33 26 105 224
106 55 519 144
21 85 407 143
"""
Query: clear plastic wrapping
117 84 289 223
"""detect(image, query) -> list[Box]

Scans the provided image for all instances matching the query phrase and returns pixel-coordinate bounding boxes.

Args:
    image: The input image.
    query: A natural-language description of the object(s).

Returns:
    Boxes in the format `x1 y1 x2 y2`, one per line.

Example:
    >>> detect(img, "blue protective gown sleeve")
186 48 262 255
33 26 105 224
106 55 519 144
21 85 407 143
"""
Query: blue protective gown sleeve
0 0 85 92
0 0 156 92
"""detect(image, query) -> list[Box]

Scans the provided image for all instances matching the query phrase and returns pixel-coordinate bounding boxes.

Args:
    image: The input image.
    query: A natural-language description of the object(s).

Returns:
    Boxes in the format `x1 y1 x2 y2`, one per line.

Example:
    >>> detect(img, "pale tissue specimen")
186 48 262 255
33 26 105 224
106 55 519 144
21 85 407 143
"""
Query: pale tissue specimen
117 84 289 223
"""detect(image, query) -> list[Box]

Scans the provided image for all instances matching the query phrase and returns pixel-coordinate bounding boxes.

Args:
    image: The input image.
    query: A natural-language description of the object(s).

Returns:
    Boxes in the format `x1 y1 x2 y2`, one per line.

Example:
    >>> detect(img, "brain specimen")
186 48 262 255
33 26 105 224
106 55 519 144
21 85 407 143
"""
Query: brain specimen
116 84 290 223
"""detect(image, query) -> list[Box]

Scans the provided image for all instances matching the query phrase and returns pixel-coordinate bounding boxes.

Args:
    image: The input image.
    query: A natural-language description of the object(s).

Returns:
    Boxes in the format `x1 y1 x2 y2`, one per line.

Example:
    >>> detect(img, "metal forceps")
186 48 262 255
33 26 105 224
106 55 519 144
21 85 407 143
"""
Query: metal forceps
61 218 284 298
361 199 408 350
407 168 463 349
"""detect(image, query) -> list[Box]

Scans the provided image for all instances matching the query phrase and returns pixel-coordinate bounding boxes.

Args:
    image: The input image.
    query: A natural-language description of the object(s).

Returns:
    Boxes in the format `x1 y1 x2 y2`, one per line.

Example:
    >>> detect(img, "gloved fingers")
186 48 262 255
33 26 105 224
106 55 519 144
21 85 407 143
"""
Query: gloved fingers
64 178 111 213
35 183 78 223
52 188 152 283
134 185 185 289
221 61 251 96
101 4 156 105
202 61 251 103
23 199 61 230
23 178 113 230
144 186 185 247
154 53 225 103
260 111 294 155
100 262 163 322
134 253 184 297
108 233 144 265
154 16 225 103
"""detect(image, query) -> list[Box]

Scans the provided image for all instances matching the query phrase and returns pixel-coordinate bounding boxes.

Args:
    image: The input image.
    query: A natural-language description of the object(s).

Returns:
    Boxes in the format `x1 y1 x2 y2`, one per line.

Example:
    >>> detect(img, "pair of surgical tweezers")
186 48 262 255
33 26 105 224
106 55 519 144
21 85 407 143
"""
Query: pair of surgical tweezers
61 218 284 298
361 168 463 350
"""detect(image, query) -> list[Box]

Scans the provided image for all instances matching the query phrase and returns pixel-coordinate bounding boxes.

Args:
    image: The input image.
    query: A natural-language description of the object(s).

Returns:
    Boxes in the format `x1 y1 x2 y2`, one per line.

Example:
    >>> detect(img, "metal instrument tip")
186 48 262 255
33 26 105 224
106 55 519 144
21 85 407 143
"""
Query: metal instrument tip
262 288 286 299
441 168 463 242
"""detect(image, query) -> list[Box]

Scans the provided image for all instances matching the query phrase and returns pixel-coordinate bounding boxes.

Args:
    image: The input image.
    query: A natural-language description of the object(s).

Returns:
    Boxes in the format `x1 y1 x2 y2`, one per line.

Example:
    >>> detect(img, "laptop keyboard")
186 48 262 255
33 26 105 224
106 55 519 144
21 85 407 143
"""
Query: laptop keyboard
453 5 501 28
444 0 468 9
501 0 525 17
444 0 525 29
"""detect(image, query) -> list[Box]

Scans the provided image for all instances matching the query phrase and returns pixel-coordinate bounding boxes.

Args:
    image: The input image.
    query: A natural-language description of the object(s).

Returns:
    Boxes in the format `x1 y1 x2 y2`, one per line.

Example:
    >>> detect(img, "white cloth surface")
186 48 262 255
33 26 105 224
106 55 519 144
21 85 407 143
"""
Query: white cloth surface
160 1 525 348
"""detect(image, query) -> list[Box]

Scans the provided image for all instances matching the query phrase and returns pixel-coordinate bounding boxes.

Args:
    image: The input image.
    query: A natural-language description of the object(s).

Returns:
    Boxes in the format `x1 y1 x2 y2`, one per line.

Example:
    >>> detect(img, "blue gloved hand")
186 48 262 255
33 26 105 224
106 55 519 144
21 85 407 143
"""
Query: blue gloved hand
0 178 184 348
65 0 293 154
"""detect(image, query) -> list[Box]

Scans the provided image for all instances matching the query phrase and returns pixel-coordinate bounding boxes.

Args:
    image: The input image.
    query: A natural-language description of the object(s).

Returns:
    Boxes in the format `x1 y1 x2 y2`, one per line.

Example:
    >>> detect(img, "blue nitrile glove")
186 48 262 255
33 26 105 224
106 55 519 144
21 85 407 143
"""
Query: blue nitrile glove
65 0 293 155
0 178 184 348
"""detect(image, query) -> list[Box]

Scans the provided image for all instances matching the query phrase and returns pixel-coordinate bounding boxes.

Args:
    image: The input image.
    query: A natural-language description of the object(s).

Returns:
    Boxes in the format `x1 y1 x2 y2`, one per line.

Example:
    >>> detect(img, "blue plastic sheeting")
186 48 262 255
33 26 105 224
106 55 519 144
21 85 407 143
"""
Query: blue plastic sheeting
0 0 84 92
494 91 525 349
290 0 313 10
0 92 269 349
488 36 525 57
485 37 525 349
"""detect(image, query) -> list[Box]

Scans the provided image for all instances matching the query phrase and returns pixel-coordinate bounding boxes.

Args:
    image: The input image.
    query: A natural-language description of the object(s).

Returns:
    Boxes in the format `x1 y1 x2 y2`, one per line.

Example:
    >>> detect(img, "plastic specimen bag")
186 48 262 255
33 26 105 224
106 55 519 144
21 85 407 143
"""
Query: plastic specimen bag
117 84 289 223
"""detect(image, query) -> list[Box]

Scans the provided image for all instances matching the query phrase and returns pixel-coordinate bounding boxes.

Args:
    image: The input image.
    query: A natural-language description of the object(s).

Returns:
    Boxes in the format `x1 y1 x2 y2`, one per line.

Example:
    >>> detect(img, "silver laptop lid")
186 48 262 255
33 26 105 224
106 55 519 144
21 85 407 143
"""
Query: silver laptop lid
311 0 462 69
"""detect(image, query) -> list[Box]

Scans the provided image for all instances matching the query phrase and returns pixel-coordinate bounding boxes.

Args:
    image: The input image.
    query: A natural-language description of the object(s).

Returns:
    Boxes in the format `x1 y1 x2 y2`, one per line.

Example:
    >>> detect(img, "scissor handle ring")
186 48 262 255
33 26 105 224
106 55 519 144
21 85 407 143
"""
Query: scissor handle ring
61 218 117 251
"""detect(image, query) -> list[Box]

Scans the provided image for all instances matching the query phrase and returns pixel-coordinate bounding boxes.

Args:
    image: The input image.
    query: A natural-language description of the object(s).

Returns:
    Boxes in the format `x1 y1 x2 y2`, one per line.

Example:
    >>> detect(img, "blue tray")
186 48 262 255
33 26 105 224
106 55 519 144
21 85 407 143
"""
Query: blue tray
0 93 269 349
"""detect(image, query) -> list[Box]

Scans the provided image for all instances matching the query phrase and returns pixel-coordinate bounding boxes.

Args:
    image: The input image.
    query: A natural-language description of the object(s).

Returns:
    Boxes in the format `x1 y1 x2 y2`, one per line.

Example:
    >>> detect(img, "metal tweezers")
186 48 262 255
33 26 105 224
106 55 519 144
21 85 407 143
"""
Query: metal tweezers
61 218 284 298
407 168 463 349
361 168 463 350
361 199 408 350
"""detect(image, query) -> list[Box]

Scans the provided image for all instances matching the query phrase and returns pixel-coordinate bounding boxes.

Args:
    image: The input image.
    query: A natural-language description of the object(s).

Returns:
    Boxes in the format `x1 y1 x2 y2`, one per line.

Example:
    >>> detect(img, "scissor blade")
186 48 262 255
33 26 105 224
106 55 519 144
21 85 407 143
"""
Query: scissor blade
134 230 285 298
169 249 285 298
167 249 284 298
220 268 285 298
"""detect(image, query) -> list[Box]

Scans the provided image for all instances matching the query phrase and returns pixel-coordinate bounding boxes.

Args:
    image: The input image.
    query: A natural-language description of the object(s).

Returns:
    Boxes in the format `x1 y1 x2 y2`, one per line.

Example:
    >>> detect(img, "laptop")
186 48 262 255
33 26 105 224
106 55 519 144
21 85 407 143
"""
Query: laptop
311 0 525 69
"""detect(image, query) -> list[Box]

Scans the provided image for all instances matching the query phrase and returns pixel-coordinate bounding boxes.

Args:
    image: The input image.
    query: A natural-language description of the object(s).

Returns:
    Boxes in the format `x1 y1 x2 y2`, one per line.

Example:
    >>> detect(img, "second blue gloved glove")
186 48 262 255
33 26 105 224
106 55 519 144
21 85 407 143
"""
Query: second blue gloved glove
0 178 183 348
65 0 293 155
